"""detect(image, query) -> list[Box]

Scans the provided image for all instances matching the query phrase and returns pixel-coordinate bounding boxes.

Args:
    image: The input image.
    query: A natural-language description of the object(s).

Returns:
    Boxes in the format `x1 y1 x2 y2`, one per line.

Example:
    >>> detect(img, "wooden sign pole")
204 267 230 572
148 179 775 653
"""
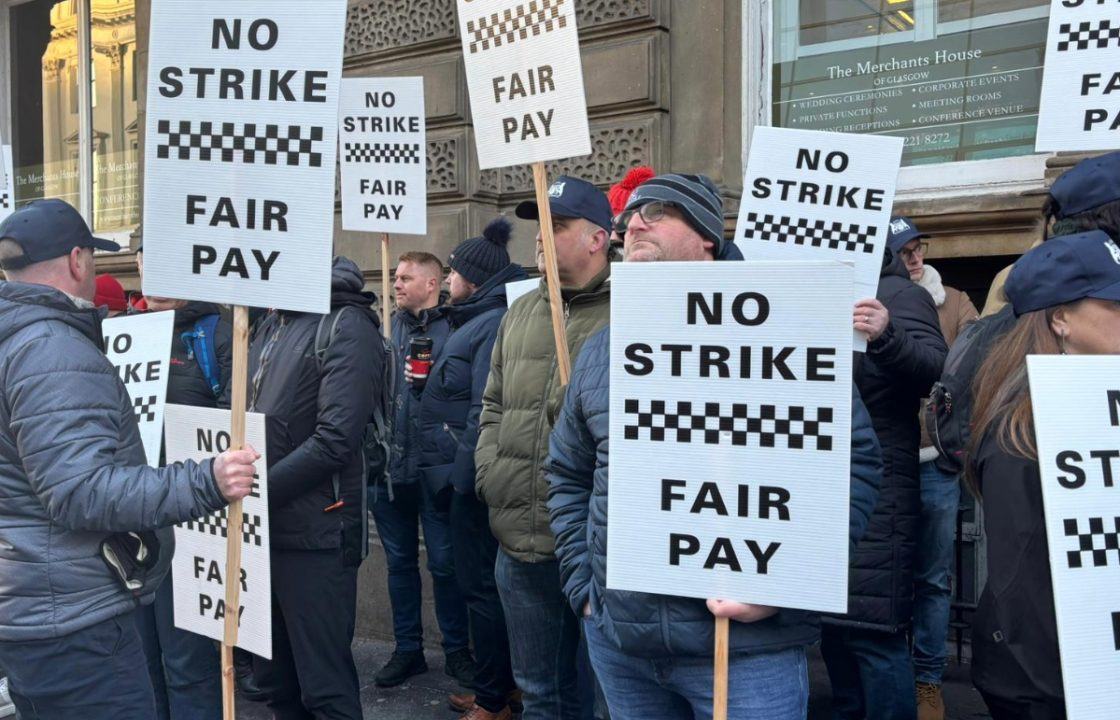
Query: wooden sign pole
531 161 572 385
713 616 730 720
381 233 392 339
221 305 250 720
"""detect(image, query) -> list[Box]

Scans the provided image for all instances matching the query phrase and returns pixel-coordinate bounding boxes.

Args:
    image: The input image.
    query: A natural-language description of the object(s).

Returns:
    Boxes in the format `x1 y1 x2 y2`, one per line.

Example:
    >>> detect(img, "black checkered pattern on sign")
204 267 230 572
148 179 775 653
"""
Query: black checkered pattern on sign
742 212 877 254
133 395 158 423
465 0 569 54
343 142 421 165
183 508 264 547
155 120 324 167
1064 516 1120 568
1057 20 1120 51
0 191 8 210
623 399 834 451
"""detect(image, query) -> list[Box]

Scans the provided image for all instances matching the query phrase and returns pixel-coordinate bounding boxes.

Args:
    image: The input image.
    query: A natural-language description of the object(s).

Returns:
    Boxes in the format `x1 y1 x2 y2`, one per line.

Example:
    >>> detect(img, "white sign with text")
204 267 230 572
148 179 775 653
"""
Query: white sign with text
339 77 427 235
456 0 591 169
1028 355 1120 720
143 1 347 313
103 311 175 464
608 261 854 613
166 405 272 658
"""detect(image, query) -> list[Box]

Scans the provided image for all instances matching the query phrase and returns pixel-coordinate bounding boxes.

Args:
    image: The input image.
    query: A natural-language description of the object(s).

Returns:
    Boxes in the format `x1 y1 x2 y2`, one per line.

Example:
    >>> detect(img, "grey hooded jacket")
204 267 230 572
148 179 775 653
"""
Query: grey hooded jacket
0 281 226 641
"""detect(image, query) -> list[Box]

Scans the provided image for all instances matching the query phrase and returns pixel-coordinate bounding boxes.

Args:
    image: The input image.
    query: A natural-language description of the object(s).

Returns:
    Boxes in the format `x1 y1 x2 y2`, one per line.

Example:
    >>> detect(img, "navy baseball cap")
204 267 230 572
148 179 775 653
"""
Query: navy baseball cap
515 176 612 233
1005 230 1120 316
887 216 928 253
1049 152 1120 219
0 199 119 271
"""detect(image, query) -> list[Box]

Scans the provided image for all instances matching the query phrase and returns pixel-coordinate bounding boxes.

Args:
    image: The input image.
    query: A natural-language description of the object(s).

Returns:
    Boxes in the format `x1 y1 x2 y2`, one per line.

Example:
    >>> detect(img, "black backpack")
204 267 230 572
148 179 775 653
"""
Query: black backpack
313 307 396 488
923 304 1017 474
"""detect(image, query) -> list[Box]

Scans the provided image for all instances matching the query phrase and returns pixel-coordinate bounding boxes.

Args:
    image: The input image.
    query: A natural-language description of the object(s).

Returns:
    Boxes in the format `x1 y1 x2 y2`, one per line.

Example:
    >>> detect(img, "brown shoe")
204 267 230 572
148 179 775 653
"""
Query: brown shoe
449 690 523 714
461 705 512 720
916 682 945 720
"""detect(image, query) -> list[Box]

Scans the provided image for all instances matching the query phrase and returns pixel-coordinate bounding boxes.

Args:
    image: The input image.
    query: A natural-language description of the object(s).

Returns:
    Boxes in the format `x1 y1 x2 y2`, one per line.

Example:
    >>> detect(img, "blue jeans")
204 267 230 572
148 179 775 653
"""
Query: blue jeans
820 625 916 720
135 575 222 720
583 616 808 720
0 614 156 719
913 461 960 685
495 549 584 720
371 482 469 653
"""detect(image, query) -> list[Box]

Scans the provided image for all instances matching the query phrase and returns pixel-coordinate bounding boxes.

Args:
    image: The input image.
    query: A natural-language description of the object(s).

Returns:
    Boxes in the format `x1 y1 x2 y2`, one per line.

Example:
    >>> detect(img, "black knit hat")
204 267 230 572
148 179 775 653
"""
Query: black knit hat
448 217 513 285
624 173 725 254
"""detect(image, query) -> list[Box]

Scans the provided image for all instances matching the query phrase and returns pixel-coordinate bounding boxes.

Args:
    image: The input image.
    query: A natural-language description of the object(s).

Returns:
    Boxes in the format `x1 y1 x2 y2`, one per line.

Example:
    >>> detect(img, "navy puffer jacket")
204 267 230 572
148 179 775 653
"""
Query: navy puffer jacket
544 244 883 658
418 263 527 495
0 282 225 641
388 293 451 490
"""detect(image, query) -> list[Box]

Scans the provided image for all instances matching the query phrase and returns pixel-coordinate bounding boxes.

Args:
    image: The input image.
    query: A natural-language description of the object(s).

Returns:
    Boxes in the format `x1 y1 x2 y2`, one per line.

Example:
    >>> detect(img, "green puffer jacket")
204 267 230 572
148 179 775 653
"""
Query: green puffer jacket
475 263 612 562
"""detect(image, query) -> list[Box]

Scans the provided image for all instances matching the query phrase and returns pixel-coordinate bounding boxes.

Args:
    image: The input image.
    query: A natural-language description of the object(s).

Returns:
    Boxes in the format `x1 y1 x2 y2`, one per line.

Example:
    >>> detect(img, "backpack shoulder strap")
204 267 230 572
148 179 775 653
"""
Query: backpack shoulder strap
314 307 352 371
191 314 224 398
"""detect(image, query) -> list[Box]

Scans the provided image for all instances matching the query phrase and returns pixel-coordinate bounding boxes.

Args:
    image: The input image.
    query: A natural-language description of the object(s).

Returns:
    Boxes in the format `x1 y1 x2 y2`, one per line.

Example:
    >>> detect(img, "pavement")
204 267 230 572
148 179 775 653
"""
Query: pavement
237 637 993 719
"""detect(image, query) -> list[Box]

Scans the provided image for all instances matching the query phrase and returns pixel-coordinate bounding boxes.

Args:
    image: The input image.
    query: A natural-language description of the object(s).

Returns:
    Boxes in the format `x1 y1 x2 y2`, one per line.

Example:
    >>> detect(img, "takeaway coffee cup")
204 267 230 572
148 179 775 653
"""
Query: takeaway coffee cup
409 337 433 387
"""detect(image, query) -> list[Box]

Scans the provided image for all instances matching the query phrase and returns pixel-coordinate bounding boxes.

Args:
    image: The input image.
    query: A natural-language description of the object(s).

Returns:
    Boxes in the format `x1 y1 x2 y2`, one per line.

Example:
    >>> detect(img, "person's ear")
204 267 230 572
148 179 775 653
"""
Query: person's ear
587 227 609 256
69 246 87 281
1050 305 1072 343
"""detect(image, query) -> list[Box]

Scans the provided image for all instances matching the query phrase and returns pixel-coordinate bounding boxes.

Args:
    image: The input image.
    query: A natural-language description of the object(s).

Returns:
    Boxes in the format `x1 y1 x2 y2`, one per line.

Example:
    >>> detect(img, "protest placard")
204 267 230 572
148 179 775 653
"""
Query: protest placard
142 2 346 314
607 261 854 613
165 405 271 659
339 77 427 235
0 145 13 222
506 277 537 307
1028 355 1120 720
736 127 903 350
456 0 591 170
103 311 174 465
1037 0 1120 151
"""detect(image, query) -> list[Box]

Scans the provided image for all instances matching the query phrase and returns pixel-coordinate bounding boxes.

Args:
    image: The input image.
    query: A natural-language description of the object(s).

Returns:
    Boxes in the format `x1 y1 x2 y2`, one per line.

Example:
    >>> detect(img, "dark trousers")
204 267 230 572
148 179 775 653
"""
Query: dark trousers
495 549 584 720
371 482 470 653
450 490 516 711
979 690 1067 720
135 574 222 719
0 614 156 720
253 549 362 720
821 625 917 720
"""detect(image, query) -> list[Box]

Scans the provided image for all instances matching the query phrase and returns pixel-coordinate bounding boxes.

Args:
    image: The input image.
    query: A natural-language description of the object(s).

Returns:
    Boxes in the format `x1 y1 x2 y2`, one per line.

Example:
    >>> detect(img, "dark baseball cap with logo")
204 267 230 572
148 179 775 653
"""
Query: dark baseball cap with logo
1005 230 1120 316
515 176 612 233
0 199 119 271
886 216 929 253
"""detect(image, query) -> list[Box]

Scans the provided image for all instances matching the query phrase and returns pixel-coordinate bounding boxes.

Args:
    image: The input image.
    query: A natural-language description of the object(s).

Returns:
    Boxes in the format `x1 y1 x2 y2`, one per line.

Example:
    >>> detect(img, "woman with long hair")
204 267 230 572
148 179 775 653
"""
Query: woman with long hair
969 230 1120 720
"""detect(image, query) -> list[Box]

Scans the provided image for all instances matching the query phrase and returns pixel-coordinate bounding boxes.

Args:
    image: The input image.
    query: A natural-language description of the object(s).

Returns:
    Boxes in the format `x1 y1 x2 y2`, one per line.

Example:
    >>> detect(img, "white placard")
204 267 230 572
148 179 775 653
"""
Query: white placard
737 127 903 350
1028 355 1120 720
142 2 347 314
1036 1 1120 152
103 311 175 464
339 77 427 234
456 0 591 169
506 277 537 307
0 145 13 221
166 405 271 658
607 261 854 613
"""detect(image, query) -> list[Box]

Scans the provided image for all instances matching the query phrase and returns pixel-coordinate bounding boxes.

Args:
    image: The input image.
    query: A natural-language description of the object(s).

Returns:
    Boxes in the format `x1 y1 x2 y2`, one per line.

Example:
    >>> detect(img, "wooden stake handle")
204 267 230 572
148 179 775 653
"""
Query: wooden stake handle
222 305 250 720
531 162 572 385
713 615 730 720
381 234 391 339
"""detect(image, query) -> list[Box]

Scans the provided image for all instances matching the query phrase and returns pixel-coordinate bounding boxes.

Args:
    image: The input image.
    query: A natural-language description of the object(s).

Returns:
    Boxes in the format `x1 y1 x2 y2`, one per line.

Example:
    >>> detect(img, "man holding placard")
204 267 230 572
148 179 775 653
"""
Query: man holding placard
0 201 259 719
544 174 883 719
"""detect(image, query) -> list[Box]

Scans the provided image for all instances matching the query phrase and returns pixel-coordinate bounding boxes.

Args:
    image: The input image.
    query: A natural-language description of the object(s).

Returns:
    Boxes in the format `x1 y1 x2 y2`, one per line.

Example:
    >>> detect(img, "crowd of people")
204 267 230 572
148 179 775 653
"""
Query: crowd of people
1 152 1119 720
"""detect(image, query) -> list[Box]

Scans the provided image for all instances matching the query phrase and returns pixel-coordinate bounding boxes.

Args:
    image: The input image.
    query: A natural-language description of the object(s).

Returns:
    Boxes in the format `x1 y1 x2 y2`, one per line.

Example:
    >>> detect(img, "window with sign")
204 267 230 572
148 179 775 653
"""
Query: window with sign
6 0 138 237
771 0 1048 167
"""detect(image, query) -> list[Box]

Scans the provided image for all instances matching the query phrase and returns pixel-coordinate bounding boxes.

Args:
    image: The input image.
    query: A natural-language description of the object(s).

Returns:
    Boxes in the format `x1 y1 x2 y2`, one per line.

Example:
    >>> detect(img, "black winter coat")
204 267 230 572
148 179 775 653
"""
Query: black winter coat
246 258 384 558
168 302 231 409
833 251 948 631
417 264 527 496
389 292 451 490
971 432 1064 714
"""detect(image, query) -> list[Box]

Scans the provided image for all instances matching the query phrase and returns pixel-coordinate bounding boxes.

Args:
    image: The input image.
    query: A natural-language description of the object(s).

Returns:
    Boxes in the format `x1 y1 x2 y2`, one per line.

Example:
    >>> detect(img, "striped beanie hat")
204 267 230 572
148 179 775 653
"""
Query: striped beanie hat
624 173 725 254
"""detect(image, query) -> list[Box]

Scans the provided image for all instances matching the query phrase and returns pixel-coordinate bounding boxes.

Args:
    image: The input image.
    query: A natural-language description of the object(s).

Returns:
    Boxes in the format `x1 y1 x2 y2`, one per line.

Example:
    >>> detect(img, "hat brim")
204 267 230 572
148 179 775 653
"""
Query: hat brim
90 236 122 253
514 199 579 223
1090 278 1120 303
